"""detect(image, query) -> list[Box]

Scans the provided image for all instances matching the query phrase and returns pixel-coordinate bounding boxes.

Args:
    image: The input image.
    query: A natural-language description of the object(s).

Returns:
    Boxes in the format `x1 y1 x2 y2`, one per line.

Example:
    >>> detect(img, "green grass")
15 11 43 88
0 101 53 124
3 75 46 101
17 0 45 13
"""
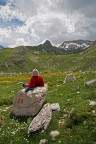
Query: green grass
0 71 96 144
0 42 96 73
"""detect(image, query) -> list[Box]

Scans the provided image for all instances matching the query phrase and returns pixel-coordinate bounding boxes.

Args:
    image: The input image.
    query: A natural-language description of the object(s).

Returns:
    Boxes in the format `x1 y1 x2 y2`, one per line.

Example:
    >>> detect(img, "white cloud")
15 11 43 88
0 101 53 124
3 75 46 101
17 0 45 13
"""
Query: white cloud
0 4 26 21
16 38 30 46
0 27 12 45
0 0 96 47
0 27 11 37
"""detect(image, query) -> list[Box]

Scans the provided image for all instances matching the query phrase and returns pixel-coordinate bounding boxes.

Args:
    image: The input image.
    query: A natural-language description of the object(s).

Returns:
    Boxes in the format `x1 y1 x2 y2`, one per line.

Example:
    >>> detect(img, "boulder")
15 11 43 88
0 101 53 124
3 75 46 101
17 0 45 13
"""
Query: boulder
12 84 48 116
64 73 74 83
28 103 52 134
85 79 96 87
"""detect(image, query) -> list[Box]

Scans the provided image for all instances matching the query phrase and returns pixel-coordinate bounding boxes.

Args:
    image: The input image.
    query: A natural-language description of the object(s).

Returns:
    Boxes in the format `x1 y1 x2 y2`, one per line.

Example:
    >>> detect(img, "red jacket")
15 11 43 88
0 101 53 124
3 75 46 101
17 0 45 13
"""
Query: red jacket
27 76 44 88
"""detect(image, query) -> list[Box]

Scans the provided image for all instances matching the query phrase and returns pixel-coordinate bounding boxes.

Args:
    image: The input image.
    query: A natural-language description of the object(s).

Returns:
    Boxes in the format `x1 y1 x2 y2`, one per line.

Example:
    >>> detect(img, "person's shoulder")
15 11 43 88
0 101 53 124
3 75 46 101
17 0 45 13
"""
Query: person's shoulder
38 75 43 79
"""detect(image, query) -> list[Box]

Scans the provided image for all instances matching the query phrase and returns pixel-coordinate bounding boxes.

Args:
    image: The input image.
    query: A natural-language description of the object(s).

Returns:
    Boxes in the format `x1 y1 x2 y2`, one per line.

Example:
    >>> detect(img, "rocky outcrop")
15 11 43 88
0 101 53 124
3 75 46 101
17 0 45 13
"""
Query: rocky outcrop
12 85 48 116
28 103 52 134
85 79 96 87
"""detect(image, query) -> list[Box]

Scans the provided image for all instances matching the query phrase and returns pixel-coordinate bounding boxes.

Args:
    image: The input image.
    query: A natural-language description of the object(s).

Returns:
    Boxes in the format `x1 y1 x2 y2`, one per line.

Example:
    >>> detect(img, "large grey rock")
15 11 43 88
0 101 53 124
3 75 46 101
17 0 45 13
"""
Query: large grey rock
12 85 48 116
64 73 74 83
28 103 52 134
85 79 96 87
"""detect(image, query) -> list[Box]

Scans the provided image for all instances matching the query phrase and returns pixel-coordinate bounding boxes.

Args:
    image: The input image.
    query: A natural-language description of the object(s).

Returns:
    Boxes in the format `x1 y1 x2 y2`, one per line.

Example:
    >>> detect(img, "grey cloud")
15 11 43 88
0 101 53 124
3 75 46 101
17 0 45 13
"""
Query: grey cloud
65 0 96 10
1 0 96 47
30 17 68 44
49 0 96 18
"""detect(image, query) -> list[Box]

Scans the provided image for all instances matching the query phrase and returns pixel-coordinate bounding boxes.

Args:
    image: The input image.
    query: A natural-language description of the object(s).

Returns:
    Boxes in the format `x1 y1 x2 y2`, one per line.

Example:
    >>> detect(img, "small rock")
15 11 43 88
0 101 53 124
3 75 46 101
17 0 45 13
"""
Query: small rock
66 128 71 132
58 119 65 125
39 139 48 144
67 99 71 101
64 73 74 83
50 130 60 140
88 100 96 106
83 121 86 124
85 79 96 87
77 91 80 94
63 114 68 118
50 103 60 112
92 110 95 114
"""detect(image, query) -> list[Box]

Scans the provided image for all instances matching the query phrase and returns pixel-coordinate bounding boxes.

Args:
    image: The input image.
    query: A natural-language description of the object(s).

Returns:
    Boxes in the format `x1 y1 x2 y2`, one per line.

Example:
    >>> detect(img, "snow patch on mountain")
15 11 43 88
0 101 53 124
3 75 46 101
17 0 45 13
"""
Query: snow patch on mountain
59 40 93 51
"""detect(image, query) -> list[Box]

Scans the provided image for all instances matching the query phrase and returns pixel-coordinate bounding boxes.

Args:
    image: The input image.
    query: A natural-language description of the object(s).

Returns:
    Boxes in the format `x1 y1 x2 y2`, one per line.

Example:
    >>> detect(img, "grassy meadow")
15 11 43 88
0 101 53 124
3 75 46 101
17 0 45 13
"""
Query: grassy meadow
0 71 96 144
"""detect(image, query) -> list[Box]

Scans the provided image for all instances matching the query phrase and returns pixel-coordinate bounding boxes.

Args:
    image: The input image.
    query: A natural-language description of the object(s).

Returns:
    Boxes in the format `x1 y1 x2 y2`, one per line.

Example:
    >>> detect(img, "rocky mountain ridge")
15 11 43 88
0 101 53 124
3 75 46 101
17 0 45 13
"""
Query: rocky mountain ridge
59 39 94 51
0 39 95 54
30 39 94 54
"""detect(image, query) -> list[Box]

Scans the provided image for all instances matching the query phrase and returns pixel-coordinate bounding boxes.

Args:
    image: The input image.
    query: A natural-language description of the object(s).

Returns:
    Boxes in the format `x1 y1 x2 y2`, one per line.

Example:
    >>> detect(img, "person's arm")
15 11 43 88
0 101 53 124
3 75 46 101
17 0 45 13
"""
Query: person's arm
39 76 44 86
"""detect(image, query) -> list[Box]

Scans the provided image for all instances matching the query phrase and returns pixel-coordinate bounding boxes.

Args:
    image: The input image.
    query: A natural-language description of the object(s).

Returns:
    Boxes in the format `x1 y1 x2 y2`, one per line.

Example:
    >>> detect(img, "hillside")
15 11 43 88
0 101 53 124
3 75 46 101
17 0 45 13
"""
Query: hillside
0 41 96 73
0 47 44 73
0 42 96 144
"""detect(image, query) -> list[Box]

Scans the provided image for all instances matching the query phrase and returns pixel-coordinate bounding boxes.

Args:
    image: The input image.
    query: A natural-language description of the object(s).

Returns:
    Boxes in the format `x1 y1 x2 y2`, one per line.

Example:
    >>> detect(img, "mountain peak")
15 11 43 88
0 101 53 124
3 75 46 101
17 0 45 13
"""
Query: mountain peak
43 40 52 47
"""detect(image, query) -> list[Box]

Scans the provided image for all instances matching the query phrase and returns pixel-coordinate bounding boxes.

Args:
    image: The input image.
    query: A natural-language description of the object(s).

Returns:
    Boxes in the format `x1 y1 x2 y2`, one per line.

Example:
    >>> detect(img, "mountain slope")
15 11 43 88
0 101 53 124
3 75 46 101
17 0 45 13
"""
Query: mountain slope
0 41 96 73
0 47 44 73
79 41 96 71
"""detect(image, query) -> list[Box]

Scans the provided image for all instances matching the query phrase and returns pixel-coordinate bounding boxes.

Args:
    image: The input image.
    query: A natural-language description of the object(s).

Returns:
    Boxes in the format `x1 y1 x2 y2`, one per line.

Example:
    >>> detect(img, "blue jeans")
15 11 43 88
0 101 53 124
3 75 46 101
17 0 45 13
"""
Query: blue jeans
25 87 34 92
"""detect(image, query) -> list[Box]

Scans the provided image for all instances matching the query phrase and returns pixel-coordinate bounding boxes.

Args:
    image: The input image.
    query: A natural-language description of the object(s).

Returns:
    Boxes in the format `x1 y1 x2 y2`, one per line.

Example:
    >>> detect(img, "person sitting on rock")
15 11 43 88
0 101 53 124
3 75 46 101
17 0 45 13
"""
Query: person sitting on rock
23 69 44 92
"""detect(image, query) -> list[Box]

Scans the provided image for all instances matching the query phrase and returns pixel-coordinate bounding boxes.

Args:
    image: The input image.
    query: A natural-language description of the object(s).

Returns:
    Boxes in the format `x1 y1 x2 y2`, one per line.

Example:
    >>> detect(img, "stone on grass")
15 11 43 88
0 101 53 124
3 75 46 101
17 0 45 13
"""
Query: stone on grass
39 139 48 144
28 103 52 134
50 130 60 140
64 73 74 83
88 100 96 106
50 103 60 112
58 119 65 125
12 84 48 116
85 79 96 87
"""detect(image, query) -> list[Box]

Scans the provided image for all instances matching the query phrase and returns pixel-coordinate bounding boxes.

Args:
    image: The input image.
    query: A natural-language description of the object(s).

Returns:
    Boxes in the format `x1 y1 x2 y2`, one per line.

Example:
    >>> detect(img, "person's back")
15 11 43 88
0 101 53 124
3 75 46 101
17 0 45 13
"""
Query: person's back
24 69 44 92
27 75 44 88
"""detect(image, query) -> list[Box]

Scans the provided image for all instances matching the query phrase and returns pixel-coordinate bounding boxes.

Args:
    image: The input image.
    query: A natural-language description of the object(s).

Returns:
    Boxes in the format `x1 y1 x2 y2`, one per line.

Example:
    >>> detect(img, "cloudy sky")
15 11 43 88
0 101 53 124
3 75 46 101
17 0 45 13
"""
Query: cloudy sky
0 0 96 47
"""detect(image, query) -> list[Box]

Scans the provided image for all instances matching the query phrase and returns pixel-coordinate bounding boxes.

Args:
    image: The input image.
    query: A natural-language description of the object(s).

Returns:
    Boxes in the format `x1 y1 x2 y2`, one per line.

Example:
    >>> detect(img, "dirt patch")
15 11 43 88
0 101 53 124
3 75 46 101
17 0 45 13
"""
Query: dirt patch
30 56 39 62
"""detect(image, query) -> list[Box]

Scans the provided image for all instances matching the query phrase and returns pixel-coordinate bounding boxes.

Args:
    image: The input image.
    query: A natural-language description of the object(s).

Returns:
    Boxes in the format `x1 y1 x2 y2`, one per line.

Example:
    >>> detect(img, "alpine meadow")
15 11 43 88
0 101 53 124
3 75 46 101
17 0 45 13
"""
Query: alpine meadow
0 41 96 144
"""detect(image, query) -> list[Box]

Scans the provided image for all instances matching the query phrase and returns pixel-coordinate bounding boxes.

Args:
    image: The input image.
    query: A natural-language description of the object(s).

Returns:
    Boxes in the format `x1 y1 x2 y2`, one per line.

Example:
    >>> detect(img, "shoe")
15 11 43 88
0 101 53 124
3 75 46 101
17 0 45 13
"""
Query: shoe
23 83 26 88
